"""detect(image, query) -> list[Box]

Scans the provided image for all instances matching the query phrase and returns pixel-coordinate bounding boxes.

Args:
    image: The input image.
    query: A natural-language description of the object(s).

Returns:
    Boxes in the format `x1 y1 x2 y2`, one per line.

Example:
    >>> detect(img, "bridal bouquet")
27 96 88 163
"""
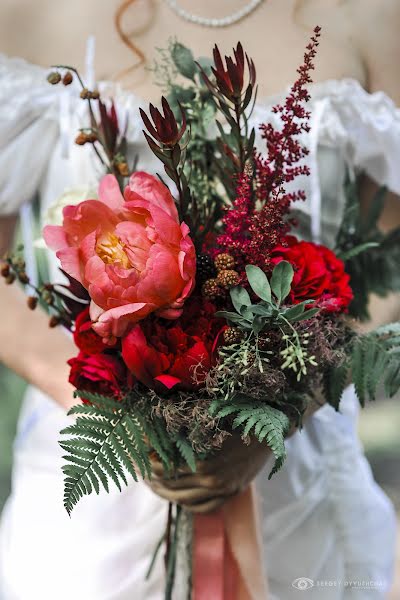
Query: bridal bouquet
4 26 400 598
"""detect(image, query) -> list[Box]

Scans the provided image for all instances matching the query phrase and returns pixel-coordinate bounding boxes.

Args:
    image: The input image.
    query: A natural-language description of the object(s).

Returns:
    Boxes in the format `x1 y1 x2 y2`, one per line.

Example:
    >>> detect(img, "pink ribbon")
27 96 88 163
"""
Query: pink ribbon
193 484 268 600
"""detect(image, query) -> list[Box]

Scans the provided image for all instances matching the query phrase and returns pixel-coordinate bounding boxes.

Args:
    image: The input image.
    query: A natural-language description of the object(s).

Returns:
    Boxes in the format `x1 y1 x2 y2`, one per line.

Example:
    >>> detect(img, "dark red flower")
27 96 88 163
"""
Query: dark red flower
68 351 129 400
73 308 109 354
271 236 353 313
121 302 219 391
140 96 186 147
200 42 256 101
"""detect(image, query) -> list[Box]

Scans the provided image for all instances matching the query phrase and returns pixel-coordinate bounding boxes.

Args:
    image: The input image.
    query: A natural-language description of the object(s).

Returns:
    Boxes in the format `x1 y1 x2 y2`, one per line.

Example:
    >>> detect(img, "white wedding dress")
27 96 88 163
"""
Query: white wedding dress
0 52 398 600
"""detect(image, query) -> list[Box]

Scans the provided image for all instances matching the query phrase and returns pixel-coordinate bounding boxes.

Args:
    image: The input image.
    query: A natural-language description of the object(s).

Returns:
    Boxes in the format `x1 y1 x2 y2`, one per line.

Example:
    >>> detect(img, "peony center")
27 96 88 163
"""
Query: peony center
96 232 131 268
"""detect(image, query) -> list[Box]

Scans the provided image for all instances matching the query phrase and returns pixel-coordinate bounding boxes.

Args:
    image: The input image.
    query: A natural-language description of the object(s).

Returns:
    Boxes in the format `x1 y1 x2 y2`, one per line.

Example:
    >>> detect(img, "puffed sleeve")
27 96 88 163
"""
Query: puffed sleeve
0 54 60 215
318 79 400 195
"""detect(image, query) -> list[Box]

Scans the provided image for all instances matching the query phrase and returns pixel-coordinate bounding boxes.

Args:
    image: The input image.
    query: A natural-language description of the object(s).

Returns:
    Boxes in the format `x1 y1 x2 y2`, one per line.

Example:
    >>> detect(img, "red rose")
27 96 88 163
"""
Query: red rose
73 308 109 354
68 351 129 400
122 314 216 391
272 236 353 312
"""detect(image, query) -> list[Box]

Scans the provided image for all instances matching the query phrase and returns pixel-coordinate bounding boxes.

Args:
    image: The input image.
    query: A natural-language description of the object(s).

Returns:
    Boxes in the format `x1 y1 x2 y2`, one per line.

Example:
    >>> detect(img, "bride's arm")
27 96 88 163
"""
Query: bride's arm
0 216 77 411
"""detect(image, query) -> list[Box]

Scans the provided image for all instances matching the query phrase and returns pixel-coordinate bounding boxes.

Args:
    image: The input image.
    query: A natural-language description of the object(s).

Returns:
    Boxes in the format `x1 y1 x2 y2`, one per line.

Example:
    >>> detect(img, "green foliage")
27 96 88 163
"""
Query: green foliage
335 174 400 320
60 393 178 514
171 42 196 81
217 261 319 334
323 323 400 410
246 265 271 303
213 397 290 478
270 261 294 305
322 362 349 411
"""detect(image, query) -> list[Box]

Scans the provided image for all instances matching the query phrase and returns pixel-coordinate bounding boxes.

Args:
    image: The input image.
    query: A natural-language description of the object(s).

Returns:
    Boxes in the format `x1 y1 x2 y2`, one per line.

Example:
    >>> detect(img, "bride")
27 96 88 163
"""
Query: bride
0 1 399 598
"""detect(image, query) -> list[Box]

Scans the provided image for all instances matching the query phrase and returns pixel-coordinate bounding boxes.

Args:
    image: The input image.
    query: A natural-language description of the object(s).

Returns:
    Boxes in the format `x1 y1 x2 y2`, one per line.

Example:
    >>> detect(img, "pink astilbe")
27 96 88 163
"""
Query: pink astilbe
215 169 254 268
217 26 321 272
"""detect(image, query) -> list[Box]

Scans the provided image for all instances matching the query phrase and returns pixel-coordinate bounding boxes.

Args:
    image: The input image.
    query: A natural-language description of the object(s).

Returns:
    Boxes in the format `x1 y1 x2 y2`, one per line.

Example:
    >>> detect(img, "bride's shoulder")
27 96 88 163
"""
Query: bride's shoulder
348 0 400 102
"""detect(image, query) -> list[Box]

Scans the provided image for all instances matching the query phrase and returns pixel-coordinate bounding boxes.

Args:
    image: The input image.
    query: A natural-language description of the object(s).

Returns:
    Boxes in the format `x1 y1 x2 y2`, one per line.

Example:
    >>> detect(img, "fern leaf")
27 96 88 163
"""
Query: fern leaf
217 401 290 478
323 362 349 410
351 339 366 406
61 396 158 514
175 436 196 472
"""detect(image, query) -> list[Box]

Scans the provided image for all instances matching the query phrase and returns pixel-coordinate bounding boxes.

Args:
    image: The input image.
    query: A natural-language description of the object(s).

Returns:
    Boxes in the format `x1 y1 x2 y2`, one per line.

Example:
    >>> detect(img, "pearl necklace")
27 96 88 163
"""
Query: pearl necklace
164 0 265 27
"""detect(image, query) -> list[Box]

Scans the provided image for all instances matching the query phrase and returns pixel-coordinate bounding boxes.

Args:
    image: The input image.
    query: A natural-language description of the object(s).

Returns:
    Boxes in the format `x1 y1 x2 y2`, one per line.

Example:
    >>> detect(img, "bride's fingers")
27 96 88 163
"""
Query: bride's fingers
151 472 230 491
183 494 236 514
148 480 229 505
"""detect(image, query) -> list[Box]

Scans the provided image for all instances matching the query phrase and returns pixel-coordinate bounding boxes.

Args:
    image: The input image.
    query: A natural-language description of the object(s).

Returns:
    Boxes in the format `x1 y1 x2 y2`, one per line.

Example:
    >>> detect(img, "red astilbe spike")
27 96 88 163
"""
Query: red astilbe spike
216 27 321 273
216 168 254 270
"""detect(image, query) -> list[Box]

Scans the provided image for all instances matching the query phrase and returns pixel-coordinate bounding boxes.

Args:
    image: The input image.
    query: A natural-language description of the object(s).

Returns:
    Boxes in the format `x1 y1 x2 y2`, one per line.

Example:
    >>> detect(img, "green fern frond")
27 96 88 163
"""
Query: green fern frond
215 399 290 478
174 436 197 472
351 324 400 405
60 393 173 515
322 362 349 411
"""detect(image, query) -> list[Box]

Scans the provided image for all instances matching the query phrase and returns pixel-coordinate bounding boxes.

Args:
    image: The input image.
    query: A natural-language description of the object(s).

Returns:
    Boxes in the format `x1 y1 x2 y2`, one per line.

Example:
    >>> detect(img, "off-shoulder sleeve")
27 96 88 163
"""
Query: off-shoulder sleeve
0 55 60 215
317 79 400 195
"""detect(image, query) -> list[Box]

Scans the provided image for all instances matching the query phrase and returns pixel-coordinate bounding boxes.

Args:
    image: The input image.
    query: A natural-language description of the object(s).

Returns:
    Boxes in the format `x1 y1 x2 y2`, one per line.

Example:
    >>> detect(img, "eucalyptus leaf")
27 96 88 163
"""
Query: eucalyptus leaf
289 307 320 322
230 286 251 314
248 304 273 317
171 43 196 80
283 303 306 321
252 315 265 334
270 261 294 305
214 311 246 324
196 56 214 76
245 265 272 303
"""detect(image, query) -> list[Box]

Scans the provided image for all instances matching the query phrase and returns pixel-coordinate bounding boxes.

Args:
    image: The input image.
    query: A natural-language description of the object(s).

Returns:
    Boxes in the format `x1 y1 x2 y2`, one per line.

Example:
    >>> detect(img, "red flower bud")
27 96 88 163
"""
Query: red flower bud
140 97 186 146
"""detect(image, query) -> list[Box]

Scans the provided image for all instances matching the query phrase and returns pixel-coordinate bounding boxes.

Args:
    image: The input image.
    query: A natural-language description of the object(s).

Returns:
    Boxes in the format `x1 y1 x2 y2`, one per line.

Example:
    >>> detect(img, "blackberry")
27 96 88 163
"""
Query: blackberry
223 327 243 345
217 269 240 289
215 253 235 271
196 253 217 283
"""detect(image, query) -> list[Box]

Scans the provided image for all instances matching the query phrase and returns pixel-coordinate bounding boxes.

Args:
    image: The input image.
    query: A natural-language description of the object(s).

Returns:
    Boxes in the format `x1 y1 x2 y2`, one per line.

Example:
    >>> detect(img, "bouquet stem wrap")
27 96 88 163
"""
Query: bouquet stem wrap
193 484 268 599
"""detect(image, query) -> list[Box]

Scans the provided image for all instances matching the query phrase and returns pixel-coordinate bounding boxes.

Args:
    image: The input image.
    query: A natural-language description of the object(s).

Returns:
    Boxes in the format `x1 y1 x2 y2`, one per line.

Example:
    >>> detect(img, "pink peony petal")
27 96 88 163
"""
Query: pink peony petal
126 171 179 221
98 174 124 211
92 302 152 339
43 225 68 251
56 247 82 282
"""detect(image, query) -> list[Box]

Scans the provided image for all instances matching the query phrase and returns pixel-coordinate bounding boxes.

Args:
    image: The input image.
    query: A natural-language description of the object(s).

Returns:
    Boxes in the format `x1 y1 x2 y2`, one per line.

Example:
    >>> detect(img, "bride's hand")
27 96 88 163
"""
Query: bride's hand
147 434 271 514
147 397 324 513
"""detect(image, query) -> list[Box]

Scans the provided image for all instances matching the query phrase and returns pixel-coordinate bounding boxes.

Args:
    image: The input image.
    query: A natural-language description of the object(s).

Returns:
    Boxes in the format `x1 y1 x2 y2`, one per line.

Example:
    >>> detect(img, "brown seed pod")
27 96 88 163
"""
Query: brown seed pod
47 71 61 85
80 88 90 100
86 132 98 143
0 264 10 278
62 71 73 86
27 296 38 310
115 162 130 177
214 253 235 271
223 327 243 345
5 273 16 285
18 272 30 284
75 132 88 146
90 89 100 100
217 269 240 289
49 315 61 328
202 278 224 300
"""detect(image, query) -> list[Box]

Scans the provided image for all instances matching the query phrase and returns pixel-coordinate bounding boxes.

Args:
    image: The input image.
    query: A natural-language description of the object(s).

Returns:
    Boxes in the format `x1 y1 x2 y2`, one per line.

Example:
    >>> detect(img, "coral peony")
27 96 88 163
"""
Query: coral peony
44 172 196 341
271 236 353 312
